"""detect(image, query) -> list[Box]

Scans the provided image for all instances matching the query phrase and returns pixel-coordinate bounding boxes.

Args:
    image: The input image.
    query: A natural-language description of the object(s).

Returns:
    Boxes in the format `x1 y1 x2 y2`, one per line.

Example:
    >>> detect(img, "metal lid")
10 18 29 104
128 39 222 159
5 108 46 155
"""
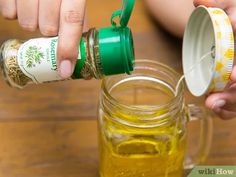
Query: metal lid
111 0 136 28
183 6 234 96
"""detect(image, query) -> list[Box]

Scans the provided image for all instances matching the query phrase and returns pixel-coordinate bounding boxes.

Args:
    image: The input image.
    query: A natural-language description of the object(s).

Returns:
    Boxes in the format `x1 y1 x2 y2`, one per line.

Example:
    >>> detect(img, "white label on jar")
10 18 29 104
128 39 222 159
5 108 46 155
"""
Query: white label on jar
17 37 62 83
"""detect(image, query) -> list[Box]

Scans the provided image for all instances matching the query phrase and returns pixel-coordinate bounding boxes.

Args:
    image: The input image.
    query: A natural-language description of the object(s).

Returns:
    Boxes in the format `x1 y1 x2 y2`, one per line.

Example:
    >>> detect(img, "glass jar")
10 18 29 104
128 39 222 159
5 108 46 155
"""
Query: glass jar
98 60 212 177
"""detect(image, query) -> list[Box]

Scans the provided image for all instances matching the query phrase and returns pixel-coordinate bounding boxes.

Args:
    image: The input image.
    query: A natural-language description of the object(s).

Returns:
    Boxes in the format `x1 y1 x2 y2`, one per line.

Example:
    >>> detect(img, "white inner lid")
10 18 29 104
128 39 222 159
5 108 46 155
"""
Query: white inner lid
183 7 215 97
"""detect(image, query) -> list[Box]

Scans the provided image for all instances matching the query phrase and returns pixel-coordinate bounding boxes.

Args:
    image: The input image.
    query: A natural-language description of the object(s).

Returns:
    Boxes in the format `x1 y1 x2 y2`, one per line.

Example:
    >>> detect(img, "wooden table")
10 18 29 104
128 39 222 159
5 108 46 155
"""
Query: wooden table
0 1 236 177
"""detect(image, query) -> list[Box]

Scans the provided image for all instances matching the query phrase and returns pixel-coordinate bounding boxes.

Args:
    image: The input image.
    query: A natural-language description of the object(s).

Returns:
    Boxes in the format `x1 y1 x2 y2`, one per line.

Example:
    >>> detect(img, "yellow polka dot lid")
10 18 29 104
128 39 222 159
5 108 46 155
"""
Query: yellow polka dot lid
183 5 234 97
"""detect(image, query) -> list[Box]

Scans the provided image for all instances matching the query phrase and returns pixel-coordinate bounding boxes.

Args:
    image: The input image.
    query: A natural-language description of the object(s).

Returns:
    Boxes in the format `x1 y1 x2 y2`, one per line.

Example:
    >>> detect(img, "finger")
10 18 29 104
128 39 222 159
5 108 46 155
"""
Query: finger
57 0 86 78
205 93 226 110
0 0 16 19
193 0 232 9
83 12 88 32
38 0 61 36
16 0 39 31
214 108 236 120
205 94 236 119
193 0 217 7
206 87 236 110
227 6 236 33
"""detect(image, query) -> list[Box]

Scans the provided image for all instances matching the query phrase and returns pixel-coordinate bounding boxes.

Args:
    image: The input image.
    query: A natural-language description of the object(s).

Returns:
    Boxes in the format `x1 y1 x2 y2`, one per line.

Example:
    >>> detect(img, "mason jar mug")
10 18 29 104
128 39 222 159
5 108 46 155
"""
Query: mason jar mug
98 60 212 177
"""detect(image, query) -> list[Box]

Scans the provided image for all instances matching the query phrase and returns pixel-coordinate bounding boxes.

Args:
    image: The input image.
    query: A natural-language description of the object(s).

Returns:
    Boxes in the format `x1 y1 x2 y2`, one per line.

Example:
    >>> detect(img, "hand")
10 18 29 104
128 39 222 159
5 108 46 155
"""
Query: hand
145 0 195 38
194 0 236 119
205 80 236 120
0 0 86 78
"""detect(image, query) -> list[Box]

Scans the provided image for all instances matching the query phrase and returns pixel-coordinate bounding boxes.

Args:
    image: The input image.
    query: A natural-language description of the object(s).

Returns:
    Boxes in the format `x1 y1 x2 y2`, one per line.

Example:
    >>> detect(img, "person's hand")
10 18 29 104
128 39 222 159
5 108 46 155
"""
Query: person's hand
0 0 86 78
145 0 195 38
194 0 236 119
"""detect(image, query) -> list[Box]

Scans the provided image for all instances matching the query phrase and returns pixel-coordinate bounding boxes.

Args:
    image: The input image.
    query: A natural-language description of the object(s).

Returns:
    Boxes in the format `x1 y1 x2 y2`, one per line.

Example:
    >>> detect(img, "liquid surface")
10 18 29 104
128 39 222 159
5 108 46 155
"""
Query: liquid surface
110 76 175 106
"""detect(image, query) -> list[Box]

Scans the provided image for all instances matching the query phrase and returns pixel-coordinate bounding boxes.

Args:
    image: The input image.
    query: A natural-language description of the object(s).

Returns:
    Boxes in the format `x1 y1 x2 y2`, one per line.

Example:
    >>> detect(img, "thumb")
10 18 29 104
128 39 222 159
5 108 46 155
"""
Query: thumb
193 0 217 7
193 0 233 9
205 93 226 112
57 0 86 79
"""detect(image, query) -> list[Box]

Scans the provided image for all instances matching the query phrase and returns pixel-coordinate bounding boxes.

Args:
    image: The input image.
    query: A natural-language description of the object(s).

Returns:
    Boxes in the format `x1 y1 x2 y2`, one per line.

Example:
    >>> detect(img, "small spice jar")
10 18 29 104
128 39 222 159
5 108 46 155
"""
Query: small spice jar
183 5 234 96
0 0 135 89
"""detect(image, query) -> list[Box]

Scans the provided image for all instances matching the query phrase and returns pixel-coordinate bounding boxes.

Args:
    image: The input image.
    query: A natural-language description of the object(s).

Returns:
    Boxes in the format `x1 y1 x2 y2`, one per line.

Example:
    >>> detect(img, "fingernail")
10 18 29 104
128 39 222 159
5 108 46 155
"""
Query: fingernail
212 99 226 111
59 60 73 78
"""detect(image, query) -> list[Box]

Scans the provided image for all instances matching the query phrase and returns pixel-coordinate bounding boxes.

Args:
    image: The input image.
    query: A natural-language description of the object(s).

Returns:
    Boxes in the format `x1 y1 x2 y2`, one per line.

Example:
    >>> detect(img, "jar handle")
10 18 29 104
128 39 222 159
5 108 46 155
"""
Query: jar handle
184 104 213 170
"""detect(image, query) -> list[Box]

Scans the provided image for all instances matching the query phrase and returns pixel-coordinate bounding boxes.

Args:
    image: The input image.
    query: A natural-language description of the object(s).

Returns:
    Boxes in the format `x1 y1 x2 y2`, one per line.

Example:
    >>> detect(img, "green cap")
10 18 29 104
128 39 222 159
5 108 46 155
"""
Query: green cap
73 0 135 79
98 27 134 75
98 0 135 76
120 0 135 27
111 0 136 28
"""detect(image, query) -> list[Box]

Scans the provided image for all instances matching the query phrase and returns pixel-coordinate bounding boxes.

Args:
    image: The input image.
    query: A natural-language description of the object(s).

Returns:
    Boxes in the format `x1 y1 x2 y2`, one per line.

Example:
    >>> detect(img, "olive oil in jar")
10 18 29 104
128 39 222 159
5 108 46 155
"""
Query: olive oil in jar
99 111 187 177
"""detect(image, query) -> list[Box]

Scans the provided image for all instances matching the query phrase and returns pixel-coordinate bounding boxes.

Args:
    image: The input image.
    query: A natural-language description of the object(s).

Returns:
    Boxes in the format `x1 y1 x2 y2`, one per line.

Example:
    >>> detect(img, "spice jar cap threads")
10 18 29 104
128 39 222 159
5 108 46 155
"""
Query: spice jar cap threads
98 27 134 75
183 6 234 97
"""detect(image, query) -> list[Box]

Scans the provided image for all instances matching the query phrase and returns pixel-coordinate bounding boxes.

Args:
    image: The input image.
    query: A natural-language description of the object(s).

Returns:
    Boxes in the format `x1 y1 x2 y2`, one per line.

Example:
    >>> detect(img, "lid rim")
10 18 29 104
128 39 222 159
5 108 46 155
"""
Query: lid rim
207 6 234 92
183 5 234 96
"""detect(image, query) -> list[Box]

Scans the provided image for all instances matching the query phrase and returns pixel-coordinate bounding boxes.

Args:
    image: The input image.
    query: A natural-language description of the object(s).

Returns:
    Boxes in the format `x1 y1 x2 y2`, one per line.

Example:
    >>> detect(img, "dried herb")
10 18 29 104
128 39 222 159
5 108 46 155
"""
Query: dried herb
0 40 32 88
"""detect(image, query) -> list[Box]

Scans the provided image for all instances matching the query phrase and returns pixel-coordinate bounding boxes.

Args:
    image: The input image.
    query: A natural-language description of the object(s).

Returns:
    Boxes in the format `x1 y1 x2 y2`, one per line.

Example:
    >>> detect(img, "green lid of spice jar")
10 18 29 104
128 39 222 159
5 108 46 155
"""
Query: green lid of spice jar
183 5 234 96
98 0 135 75
73 0 135 79
98 25 134 76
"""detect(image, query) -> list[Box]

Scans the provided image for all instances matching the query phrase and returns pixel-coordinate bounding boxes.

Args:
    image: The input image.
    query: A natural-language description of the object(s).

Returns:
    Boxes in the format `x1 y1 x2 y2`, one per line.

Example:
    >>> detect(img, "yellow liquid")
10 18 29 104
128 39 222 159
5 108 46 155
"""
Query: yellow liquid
99 115 187 177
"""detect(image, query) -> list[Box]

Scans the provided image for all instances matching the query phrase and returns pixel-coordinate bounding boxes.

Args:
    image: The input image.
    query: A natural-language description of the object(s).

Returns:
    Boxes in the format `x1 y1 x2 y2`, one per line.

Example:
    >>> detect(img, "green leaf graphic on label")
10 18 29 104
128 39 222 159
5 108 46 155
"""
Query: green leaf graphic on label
26 46 44 68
